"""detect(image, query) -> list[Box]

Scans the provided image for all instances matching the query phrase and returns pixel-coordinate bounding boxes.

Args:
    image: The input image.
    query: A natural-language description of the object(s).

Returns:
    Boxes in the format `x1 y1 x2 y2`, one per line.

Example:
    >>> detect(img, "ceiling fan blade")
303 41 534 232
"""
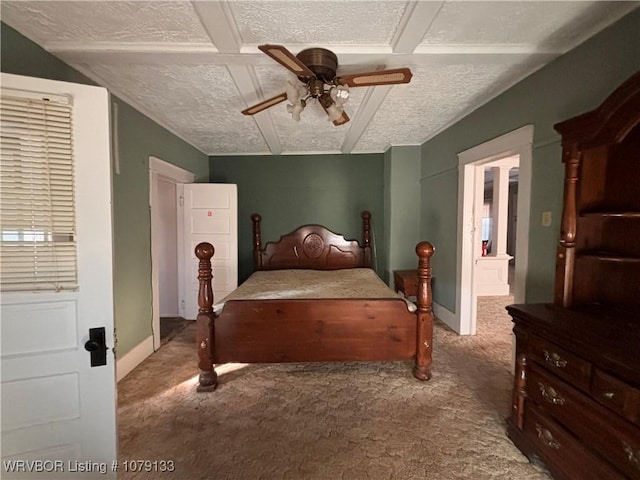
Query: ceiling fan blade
338 68 413 87
333 111 350 126
258 44 316 78
241 92 288 116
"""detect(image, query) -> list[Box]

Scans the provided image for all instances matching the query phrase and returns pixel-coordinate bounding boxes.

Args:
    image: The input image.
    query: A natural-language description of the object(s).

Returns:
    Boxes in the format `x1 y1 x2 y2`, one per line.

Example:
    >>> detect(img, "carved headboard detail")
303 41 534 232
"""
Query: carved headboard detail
252 211 373 271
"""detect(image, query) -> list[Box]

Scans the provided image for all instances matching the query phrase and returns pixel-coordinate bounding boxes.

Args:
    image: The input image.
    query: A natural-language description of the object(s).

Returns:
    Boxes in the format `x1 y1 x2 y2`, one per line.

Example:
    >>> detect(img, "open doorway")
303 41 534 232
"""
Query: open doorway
149 156 195 350
155 177 190 345
455 125 533 336
475 163 519 357
475 158 519 297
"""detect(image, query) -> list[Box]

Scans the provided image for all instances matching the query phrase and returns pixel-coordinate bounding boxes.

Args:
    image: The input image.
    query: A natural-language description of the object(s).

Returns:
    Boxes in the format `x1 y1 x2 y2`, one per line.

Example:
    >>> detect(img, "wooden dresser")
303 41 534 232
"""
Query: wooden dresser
506 72 640 480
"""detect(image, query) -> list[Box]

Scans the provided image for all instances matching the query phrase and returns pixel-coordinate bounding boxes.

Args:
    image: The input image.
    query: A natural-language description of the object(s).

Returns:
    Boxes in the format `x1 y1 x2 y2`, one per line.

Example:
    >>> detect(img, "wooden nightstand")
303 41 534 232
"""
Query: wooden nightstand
393 269 418 298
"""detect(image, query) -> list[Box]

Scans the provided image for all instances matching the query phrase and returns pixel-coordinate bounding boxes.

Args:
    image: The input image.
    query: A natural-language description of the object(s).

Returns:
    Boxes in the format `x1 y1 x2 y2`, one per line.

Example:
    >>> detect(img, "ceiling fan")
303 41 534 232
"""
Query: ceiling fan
241 44 413 126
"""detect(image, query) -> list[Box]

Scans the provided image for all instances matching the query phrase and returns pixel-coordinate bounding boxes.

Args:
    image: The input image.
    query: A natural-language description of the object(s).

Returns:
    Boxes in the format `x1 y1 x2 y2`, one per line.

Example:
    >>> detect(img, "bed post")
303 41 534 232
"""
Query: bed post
194 242 217 392
361 211 372 268
252 213 263 271
413 241 435 381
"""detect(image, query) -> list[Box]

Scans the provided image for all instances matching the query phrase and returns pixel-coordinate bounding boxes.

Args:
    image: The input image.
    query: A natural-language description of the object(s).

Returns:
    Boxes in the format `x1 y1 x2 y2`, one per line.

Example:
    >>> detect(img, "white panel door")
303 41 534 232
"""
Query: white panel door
0 75 117 478
182 184 237 320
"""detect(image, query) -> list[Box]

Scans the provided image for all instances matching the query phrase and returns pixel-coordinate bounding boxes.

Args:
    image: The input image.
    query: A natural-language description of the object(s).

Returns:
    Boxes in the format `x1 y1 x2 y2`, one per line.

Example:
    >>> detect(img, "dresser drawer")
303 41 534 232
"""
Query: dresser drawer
529 364 640 479
528 334 592 391
523 405 626 480
592 368 640 426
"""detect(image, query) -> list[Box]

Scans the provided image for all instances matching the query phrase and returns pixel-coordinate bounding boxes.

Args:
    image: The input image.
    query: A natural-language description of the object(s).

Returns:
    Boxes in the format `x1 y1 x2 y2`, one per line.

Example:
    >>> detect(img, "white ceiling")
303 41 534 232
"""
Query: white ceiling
2 1 637 156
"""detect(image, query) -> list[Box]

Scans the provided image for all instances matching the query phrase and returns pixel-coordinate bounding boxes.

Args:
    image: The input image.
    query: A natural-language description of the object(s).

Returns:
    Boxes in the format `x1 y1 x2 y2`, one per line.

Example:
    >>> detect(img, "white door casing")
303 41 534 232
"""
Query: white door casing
1 74 117 478
149 156 194 351
182 184 238 320
454 125 534 335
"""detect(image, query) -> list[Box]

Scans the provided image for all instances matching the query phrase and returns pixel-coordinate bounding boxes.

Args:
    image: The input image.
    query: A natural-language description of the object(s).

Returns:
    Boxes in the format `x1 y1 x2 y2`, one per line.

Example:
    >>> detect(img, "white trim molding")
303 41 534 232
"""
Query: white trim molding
458 125 534 164
149 155 196 182
149 156 195 351
433 302 456 329
117 335 154 382
455 125 534 335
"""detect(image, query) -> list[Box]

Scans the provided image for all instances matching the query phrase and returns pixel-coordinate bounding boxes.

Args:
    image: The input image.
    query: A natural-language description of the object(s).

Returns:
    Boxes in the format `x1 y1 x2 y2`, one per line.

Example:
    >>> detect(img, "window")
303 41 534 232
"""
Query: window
0 91 77 292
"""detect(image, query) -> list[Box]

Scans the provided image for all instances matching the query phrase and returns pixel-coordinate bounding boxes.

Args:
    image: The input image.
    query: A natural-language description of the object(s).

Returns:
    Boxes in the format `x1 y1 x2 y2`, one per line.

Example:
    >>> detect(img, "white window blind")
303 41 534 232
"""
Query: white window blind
0 91 77 292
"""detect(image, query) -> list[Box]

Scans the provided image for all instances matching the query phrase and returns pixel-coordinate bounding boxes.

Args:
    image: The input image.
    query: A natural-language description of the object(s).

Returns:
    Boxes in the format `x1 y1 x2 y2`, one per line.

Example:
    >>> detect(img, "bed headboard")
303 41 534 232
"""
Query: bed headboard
252 211 373 271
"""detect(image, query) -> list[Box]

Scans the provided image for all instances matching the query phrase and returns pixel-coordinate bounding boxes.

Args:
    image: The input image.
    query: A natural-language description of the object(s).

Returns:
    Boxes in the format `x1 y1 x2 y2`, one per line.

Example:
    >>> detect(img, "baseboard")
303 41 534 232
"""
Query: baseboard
117 335 154 382
433 302 457 332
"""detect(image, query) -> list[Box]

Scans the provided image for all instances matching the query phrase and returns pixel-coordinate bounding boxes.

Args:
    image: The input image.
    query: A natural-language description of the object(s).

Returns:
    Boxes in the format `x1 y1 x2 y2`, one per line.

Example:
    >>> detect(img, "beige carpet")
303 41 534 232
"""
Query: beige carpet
117 296 552 480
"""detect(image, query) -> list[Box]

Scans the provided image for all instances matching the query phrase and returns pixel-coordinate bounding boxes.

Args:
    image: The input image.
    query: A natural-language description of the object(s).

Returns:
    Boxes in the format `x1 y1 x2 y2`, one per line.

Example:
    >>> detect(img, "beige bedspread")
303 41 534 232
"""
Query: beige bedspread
213 268 416 314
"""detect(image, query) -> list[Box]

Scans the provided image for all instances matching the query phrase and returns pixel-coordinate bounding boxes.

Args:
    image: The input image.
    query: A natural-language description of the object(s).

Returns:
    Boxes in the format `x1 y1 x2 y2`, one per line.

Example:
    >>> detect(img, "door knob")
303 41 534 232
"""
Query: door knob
84 340 100 352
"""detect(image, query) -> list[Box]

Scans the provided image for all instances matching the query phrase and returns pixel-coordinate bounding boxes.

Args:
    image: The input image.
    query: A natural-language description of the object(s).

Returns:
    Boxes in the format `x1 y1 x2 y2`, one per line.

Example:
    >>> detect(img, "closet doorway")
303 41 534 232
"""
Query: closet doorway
149 156 195 350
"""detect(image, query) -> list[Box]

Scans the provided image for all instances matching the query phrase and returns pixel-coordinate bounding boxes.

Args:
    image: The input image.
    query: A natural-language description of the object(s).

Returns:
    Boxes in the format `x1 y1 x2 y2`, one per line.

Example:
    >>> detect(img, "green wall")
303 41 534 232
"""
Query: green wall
1 24 210 357
210 154 385 283
420 9 640 311
110 103 207 356
383 146 421 284
419 168 459 309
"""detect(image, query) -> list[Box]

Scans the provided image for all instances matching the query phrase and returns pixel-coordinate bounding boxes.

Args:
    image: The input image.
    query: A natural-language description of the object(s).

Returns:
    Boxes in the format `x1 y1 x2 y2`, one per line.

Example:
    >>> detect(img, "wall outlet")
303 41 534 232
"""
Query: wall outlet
542 211 552 227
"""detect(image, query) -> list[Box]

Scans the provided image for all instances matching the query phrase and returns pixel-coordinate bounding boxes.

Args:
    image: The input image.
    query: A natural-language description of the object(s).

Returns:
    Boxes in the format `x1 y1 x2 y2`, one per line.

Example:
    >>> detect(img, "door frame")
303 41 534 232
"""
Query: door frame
149 156 194 350
456 125 533 334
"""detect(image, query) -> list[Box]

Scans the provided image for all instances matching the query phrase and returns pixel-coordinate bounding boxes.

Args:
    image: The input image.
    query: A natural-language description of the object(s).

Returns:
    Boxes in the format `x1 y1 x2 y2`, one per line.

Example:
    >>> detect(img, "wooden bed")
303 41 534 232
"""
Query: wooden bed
194 211 435 392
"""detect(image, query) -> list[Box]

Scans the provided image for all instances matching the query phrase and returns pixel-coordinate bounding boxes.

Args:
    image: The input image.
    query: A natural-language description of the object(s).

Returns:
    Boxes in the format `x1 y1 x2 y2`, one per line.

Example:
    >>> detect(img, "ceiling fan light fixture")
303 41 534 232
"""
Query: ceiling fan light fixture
318 92 343 122
285 79 306 104
325 103 344 122
330 84 349 107
285 80 300 103
286 99 305 121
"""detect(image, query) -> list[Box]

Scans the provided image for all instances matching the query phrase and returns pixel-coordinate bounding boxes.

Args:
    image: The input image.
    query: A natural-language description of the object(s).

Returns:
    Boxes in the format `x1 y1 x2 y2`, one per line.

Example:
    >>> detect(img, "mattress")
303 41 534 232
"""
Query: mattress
213 268 416 314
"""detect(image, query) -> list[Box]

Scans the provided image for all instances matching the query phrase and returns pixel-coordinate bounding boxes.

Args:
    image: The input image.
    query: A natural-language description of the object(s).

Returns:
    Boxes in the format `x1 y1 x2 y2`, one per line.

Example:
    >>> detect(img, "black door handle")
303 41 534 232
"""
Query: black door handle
84 340 100 352
85 327 108 367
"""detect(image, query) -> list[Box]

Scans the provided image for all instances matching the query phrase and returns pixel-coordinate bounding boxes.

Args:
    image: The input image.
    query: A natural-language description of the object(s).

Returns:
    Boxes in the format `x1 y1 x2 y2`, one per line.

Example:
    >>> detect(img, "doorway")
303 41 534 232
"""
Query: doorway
149 156 194 350
475 158 519 297
455 125 533 335
475 162 519 365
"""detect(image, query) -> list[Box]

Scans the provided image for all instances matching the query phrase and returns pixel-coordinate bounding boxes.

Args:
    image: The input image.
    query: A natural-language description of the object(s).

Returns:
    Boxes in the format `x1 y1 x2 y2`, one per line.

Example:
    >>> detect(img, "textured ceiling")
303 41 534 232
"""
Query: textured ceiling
2 1 637 156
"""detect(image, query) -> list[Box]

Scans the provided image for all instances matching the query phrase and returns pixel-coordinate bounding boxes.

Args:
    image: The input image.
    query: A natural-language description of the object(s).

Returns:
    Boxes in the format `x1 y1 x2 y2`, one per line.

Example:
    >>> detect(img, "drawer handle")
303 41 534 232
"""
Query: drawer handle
536 424 561 450
543 350 567 368
623 442 640 470
602 391 615 399
538 382 566 406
